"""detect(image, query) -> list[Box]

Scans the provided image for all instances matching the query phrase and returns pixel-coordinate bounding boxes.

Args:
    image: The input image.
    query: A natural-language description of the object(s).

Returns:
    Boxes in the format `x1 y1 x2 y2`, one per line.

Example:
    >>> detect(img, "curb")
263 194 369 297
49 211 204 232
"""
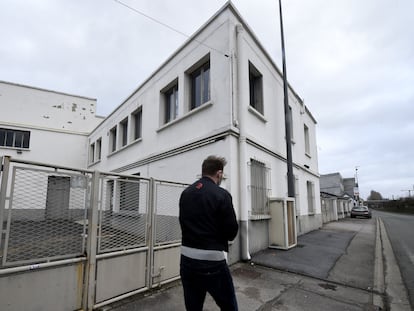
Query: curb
377 217 411 310
373 218 385 309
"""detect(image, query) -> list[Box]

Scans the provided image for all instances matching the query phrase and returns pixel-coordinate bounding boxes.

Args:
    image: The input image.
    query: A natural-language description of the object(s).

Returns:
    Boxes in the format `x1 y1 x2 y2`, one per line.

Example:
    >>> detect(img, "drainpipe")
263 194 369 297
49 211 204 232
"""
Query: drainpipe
234 24 251 261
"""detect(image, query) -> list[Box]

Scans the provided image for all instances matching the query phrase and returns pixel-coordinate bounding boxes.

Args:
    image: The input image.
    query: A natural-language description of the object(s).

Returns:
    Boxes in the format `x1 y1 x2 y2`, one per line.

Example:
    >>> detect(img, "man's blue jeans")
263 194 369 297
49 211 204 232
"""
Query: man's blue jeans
180 255 238 311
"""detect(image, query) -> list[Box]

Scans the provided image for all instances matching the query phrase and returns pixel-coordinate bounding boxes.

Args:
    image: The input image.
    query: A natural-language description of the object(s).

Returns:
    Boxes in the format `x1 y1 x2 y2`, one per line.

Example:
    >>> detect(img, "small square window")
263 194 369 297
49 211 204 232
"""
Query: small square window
304 124 310 155
120 117 128 147
110 126 117 152
132 108 142 140
249 62 263 114
163 83 178 124
250 159 270 216
307 181 315 214
89 143 95 163
190 61 210 110
0 128 31 149
96 138 102 160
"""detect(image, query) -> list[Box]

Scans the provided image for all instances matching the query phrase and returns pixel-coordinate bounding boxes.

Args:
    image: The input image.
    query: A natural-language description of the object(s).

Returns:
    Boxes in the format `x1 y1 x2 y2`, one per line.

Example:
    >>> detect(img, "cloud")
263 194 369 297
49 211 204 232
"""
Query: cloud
1 0 413 199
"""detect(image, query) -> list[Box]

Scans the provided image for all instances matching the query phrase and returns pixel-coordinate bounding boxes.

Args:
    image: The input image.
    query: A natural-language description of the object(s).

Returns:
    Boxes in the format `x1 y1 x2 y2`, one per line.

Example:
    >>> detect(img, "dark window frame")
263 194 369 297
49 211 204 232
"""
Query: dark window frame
164 83 179 124
190 61 210 110
249 62 264 114
250 159 270 216
0 128 31 149
132 108 142 141
120 117 128 147
89 142 95 163
96 138 102 160
110 126 117 152
304 124 310 155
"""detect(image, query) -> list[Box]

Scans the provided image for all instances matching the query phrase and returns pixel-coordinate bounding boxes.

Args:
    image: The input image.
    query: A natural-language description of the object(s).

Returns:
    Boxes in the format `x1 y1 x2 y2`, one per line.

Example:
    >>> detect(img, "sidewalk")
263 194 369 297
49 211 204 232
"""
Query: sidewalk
100 218 384 311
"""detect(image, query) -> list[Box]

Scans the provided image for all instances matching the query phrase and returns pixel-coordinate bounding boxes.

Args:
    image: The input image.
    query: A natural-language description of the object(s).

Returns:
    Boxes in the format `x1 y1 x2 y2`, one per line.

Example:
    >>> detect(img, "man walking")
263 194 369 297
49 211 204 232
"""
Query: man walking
179 155 239 311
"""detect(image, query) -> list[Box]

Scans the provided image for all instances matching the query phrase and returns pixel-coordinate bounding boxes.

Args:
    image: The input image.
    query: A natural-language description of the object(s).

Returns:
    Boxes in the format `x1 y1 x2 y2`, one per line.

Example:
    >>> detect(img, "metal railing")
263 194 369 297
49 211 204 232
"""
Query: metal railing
0 156 188 310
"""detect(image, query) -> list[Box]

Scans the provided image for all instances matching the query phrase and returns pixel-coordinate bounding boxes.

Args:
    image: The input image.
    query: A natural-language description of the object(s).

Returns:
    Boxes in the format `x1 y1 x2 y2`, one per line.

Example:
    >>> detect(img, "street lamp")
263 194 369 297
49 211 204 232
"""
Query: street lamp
278 0 295 198
354 166 360 205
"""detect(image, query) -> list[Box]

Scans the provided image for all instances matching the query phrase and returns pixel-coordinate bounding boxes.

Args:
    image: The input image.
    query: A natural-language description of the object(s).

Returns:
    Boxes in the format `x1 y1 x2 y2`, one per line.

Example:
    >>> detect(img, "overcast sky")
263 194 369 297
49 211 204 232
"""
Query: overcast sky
1 0 413 199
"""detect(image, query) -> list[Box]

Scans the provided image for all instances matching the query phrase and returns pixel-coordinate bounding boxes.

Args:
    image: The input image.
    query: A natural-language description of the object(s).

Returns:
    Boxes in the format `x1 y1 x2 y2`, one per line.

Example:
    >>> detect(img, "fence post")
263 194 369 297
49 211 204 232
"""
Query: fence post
83 170 100 311
147 177 156 289
0 156 11 249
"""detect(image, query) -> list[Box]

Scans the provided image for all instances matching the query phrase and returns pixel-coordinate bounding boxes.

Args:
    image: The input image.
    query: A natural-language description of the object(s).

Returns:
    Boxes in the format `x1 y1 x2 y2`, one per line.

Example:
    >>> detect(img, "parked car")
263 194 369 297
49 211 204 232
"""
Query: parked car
351 206 372 219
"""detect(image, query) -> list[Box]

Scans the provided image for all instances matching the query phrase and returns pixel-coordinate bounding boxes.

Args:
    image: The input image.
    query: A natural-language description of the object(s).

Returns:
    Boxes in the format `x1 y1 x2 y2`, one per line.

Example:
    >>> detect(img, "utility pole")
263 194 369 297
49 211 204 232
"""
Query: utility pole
354 166 360 204
401 189 412 197
278 0 295 198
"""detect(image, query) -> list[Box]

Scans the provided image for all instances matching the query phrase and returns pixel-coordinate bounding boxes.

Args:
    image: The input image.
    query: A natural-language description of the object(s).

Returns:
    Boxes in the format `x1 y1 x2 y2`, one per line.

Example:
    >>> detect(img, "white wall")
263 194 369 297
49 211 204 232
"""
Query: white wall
88 10 234 173
0 81 103 133
0 81 103 168
87 4 321 222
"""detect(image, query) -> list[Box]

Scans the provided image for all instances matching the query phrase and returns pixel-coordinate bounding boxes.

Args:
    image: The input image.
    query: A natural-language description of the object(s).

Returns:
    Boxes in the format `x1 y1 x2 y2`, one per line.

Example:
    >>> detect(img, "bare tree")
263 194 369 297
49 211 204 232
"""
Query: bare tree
367 190 383 200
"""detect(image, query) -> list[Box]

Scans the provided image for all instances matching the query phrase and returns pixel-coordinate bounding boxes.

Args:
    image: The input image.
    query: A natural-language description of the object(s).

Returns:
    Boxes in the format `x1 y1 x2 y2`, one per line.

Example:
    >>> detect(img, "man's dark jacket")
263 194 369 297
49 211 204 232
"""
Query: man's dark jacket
179 176 238 252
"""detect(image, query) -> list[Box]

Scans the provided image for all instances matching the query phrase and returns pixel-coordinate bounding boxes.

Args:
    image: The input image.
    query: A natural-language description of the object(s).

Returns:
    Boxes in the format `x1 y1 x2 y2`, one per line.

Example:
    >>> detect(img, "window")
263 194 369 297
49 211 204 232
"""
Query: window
163 83 179 124
190 61 210 110
307 181 315 214
0 128 30 149
295 176 300 215
250 159 270 216
89 138 101 163
96 138 102 160
132 108 142 140
89 143 95 164
249 62 263 114
110 126 117 152
304 124 310 155
120 117 128 147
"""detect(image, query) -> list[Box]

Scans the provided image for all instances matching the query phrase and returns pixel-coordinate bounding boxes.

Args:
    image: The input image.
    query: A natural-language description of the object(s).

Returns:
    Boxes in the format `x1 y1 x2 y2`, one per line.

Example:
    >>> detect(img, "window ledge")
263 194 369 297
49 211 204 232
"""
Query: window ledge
107 138 142 158
157 101 213 133
249 214 271 221
0 146 30 152
248 106 267 123
88 159 101 167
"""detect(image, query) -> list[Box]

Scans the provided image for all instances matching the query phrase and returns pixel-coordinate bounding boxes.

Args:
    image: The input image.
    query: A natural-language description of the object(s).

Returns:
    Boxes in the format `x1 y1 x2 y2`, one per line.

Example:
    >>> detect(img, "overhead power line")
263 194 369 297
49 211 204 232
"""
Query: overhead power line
112 0 229 57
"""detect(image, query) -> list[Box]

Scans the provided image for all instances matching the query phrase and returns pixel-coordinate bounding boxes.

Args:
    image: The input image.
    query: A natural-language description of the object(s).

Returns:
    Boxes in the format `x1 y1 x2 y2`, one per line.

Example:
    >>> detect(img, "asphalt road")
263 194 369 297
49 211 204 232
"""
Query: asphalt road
373 209 414 308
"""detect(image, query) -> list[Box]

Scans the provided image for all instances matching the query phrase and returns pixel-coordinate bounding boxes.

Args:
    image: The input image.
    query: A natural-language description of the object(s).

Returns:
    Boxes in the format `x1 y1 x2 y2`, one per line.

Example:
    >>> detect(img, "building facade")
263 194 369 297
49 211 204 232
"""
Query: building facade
320 172 355 222
1 3 321 263
87 3 321 260
0 81 104 168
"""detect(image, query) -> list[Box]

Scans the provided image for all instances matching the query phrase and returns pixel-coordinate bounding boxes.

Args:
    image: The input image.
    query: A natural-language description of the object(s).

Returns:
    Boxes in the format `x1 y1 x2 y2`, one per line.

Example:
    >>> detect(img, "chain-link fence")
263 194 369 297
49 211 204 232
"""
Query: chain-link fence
0 157 189 310
97 174 150 254
0 158 188 269
1 164 91 267
154 181 187 245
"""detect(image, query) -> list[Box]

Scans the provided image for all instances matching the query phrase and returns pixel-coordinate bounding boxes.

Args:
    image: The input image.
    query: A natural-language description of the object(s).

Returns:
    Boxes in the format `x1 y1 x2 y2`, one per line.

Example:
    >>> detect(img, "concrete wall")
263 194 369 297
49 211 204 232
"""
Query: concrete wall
0 81 103 168
0 81 102 133
0 127 89 168
320 173 344 196
343 178 356 197
298 214 323 233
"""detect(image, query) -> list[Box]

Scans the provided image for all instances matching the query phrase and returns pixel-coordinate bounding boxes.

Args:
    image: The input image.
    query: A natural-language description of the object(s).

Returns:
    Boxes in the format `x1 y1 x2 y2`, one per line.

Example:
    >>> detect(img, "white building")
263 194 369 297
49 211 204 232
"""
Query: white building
0 80 104 168
87 2 321 261
1 2 321 263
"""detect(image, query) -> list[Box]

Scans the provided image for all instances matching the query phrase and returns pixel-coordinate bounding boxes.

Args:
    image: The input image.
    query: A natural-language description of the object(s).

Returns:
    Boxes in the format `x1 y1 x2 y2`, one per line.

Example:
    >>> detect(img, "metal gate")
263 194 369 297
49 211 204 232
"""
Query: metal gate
0 156 187 310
